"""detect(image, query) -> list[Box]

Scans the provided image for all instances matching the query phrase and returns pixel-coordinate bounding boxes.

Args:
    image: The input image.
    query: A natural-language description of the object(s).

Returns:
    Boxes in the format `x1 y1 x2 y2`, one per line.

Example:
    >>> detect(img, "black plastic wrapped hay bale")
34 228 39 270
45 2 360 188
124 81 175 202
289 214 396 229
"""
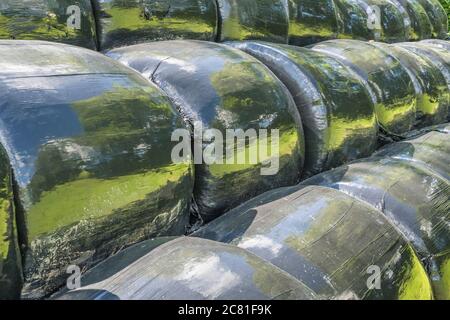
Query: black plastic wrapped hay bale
389 0 432 40
336 0 408 42
311 40 417 137
107 40 305 223
372 42 449 126
416 0 448 39
366 0 409 42
286 0 343 46
374 128 450 181
0 41 194 298
215 0 289 43
333 0 374 40
303 155 450 299
91 0 218 51
397 42 450 116
0 145 22 300
230 41 378 178
54 237 317 300
0 0 97 50
194 185 433 300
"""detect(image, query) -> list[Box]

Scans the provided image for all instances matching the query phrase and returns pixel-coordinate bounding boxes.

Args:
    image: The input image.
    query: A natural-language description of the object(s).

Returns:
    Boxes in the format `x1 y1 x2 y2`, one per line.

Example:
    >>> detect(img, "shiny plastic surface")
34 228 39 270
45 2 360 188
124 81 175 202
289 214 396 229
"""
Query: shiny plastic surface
416 0 448 39
0 144 22 299
0 0 97 50
0 41 194 298
374 129 450 181
373 42 449 126
303 155 450 299
91 0 218 51
311 40 417 136
216 0 289 43
287 0 343 46
108 40 305 222
230 41 378 177
194 185 433 300
54 237 317 300
389 0 432 40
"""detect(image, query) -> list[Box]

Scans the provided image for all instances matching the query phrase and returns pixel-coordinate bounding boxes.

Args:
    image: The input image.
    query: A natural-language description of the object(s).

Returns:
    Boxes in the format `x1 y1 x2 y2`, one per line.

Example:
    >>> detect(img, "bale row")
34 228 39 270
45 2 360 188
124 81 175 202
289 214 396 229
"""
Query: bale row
0 39 449 299
56 125 449 300
0 0 447 51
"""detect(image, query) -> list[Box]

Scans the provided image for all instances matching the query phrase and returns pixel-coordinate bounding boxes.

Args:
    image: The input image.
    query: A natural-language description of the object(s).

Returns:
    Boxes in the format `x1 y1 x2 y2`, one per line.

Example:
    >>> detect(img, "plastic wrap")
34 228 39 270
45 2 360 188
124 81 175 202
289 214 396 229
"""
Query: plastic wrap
216 0 289 43
420 39 450 51
416 0 448 39
303 158 450 299
0 41 194 298
286 0 343 46
230 41 378 177
372 42 449 126
397 42 450 114
0 0 97 50
311 40 417 136
54 237 317 300
363 0 409 42
389 0 432 40
374 128 450 181
0 144 22 299
91 0 218 51
194 185 432 299
333 0 374 40
108 40 305 222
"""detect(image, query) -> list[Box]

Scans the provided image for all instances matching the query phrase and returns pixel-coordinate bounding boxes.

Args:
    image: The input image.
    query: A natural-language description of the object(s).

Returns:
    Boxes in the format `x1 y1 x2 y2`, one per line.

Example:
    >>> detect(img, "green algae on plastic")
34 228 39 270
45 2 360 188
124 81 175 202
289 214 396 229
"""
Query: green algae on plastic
107 40 305 223
287 0 343 46
216 0 289 43
91 0 218 51
54 237 318 300
230 41 378 177
303 156 450 299
0 0 97 50
194 185 433 299
311 40 417 136
372 42 449 127
0 144 22 300
0 40 194 298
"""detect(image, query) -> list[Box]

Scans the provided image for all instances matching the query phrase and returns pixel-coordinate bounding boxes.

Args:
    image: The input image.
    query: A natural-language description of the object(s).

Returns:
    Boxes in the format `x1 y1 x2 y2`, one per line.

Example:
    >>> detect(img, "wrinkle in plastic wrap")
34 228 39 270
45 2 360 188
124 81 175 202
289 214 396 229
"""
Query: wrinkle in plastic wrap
0 0 97 50
230 41 378 178
286 0 343 46
91 0 218 51
389 0 432 40
194 185 433 300
54 237 318 300
107 40 305 223
311 40 417 137
0 144 22 300
216 0 289 43
303 154 450 299
372 42 449 126
0 41 194 298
